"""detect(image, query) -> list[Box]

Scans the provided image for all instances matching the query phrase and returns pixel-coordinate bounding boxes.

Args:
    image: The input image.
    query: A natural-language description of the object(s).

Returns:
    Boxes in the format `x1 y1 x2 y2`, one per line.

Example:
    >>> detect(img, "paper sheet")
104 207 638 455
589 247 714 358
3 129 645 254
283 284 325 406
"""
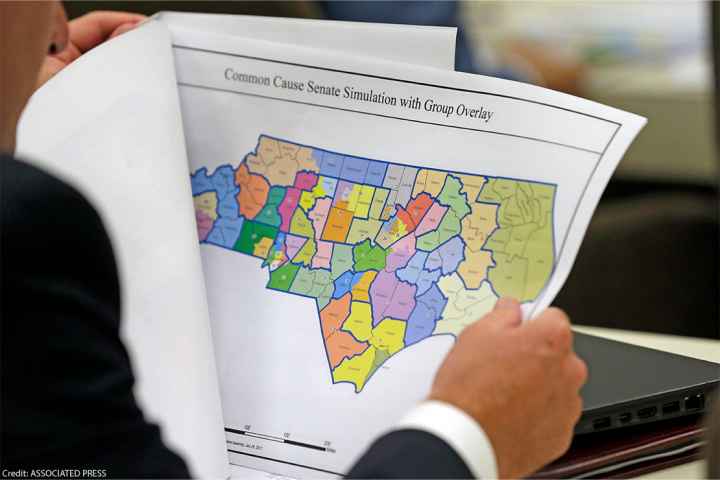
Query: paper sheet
155 11 457 70
174 29 645 477
14 16 461 479
16 22 228 479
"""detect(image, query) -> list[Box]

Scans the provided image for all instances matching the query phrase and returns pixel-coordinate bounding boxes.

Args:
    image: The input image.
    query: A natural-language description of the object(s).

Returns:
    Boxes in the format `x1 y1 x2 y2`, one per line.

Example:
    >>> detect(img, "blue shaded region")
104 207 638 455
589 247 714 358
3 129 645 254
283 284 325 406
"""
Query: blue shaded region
190 168 213 195
426 236 465 275
425 250 443 271
320 177 338 197
396 251 429 284
351 271 365 288
416 269 442 296
274 232 287 251
211 165 236 200
365 161 387 187
397 251 441 296
312 149 325 170
340 156 369 183
333 270 354 299
405 284 447 345
320 152 344 177
217 187 240 218
207 217 244 248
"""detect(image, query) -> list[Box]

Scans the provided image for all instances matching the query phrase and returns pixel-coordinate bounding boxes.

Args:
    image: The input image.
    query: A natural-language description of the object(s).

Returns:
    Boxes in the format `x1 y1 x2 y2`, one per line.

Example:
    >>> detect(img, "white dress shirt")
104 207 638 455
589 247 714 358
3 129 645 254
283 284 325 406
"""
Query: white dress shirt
394 400 498 479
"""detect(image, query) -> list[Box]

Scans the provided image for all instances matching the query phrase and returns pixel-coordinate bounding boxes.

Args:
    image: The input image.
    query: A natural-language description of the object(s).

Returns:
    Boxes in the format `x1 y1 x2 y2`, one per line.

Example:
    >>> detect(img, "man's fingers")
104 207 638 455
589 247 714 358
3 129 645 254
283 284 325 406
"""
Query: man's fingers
490 297 523 328
68 11 145 53
526 307 573 353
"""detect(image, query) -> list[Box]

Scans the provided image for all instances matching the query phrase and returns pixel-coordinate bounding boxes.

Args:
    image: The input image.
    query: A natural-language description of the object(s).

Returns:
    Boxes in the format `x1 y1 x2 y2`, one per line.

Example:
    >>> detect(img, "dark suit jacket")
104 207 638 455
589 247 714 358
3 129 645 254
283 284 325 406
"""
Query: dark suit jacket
0 156 472 479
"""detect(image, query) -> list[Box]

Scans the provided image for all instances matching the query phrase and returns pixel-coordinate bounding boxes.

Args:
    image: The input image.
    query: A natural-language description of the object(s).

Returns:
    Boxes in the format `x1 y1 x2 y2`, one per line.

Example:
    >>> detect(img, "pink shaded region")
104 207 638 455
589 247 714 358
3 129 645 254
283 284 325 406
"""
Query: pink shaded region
195 209 214 241
309 197 332 239
385 234 416 272
285 234 307 260
369 270 416 325
294 171 318 191
312 241 334 269
278 187 301 232
415 202 448 236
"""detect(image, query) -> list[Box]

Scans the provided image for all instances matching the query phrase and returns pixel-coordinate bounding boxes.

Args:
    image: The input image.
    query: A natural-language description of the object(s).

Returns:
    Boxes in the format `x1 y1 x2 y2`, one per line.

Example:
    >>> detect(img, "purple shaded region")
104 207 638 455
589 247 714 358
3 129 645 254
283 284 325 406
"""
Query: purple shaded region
405 284 447 345
207 216 244 248
365 161 387 187
320 152 343 177
369 270 416 325
195 209 214 242
294 171 318 191
333 180 355 206
340 156 369 183
284 234 307 259
425 236 465 275
278 188 301 232
385 235 416 272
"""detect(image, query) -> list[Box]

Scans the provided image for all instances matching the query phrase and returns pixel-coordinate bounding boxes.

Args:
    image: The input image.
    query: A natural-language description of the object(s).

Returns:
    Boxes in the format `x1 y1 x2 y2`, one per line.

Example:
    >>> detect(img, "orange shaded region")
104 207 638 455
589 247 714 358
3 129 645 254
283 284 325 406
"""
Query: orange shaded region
406 193 433 226
321 207 354 242
235 164 270 220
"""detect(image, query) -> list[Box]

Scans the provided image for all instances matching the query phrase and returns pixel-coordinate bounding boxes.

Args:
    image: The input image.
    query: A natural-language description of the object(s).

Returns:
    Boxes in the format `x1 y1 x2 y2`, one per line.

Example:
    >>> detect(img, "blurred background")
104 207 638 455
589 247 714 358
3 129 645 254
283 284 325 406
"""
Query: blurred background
65 1 719 339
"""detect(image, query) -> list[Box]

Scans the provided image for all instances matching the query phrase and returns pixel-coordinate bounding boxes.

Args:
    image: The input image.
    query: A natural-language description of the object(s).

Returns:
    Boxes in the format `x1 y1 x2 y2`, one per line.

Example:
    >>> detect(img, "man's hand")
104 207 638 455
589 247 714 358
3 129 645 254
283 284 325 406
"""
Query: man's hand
37 11 145 88
429 298 587 478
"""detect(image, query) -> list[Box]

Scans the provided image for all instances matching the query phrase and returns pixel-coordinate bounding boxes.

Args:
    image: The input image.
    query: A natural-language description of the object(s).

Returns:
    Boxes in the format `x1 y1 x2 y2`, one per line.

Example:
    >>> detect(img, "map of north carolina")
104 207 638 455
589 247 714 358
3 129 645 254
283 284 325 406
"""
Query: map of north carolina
191 135 556 392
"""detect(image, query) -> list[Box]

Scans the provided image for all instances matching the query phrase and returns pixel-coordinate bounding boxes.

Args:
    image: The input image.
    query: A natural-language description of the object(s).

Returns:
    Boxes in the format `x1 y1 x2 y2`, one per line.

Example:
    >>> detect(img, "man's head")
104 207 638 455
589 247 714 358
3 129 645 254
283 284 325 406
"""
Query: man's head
0 1 68 152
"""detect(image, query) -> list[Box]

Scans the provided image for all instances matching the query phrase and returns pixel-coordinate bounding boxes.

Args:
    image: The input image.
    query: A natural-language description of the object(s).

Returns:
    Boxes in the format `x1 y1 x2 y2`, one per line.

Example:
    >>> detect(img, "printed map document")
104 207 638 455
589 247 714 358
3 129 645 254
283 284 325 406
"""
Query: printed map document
16 15 644 479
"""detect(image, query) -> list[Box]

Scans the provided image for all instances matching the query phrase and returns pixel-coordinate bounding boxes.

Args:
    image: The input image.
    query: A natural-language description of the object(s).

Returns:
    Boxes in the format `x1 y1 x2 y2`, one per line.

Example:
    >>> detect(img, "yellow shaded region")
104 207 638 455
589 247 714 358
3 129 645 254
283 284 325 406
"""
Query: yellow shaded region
351 271 377 302
299 191 316 212
346 184 362 213
194 191 218 220
333 347 376 392
342 301 373 341
354 185 375 218
253 236 274 259
370 318 406 355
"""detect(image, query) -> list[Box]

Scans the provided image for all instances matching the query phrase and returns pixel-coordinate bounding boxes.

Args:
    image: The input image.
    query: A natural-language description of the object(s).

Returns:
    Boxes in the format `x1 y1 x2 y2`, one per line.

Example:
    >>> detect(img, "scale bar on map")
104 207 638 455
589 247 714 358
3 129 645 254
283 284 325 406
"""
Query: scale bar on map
225 427 328 452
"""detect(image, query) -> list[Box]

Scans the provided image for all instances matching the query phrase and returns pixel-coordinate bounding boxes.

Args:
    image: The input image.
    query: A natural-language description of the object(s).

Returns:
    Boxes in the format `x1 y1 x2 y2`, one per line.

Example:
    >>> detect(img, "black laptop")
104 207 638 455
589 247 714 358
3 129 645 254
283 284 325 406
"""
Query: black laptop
573 332 719 434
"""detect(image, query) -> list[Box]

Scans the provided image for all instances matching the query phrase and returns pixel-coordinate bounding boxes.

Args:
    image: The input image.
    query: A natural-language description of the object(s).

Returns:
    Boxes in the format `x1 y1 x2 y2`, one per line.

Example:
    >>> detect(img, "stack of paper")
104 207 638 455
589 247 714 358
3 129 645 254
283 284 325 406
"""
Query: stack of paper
17 12 644 479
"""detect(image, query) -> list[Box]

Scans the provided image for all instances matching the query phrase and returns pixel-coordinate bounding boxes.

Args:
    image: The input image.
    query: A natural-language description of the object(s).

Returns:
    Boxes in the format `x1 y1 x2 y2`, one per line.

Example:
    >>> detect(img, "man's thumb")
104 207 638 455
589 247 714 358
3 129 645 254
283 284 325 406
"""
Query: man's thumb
491 297 522 328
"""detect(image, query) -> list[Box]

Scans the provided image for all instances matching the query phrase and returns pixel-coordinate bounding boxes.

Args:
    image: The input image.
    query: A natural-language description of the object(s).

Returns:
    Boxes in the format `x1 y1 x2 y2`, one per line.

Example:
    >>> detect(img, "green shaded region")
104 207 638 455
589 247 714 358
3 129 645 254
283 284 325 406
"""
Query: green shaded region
256 186 285 227
370 346 390 377
290 208 315 238
292 237 316 266
353 239 387 271
267 262 301 291
479 178 555 301
289 268 334 306
330 244 354 279
234 220 279 258
438 175 470 218
416 210 460 251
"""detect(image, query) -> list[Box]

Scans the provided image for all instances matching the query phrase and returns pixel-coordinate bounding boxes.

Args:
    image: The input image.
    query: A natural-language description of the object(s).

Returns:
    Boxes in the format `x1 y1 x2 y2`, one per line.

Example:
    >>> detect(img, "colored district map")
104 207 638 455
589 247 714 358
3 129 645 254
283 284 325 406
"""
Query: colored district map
191 135 556 392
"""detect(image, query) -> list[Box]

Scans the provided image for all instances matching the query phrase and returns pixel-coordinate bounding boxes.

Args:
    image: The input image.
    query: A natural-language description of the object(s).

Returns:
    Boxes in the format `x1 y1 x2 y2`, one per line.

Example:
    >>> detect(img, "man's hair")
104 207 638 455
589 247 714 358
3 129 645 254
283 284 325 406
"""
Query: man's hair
708 395 720 479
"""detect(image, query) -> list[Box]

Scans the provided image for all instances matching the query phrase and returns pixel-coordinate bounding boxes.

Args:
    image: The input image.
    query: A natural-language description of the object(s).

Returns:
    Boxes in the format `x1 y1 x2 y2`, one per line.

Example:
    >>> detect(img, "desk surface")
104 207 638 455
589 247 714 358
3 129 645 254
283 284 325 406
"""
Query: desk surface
573 326 720 479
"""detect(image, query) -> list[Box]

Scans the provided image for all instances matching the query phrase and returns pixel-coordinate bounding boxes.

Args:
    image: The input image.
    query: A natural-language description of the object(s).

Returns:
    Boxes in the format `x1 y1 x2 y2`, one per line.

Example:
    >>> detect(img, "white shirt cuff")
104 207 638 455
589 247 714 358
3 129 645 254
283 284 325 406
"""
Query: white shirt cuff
394 400 498 479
